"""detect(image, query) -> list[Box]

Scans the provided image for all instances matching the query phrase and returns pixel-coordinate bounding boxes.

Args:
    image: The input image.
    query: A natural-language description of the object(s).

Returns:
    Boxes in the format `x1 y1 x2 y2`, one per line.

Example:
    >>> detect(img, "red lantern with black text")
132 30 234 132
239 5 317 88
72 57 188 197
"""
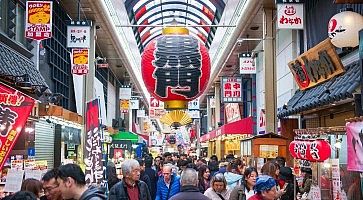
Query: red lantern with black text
289 140 298 158
141 27 210 109
306 140 331 162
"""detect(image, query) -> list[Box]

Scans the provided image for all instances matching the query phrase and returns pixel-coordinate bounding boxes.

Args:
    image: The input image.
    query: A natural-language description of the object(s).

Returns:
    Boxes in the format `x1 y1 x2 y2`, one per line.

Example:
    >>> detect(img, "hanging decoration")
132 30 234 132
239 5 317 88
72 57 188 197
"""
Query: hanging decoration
141 27 210 109
289 139 331 162
328 10 363 48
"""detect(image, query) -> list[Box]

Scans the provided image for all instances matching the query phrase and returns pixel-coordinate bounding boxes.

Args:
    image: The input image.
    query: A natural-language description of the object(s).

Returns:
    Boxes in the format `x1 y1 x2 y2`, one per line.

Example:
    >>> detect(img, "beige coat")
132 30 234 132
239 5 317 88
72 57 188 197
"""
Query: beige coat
204 188 231 200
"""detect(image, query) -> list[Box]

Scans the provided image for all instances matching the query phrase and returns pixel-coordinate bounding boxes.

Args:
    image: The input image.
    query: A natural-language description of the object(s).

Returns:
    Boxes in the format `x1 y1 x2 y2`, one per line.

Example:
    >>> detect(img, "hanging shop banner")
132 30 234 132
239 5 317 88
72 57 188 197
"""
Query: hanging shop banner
225 103 241 123
149 108 165 119
150 97 164 108
289 140 331 162
137 110 145 118
188 110 200 119
221 77 242 103
0 83 35 169
277 3 304 29
239 54 256 74
209 97 216 108
84 99 103 184
67 21 91 48
288 39 345 90
130 99 139 110
331 159 341 199
71 49 89 75
188 98 200 110
119 86 132 100
25 1 53 41
120 99 129 110
110 140 132 157
346 121 363 172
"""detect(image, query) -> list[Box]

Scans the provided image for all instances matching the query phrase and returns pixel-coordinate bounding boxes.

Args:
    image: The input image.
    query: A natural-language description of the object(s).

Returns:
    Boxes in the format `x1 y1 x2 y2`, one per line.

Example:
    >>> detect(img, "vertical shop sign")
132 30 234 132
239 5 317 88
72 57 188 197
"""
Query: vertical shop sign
0 83 35 169
225 103 241 123
84 99 103 184
331 159 341 199
67 21 91 48
310 185 321 200
277 1 304 29
239 54 256 74
25 1 53 41
221 77 242 103
346 121 363 172
71 49 89 75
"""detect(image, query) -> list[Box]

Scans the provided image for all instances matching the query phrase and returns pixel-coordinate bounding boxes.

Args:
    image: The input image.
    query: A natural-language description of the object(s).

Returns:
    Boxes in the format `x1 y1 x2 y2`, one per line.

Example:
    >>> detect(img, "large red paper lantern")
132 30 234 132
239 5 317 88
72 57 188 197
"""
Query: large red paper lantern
141 27 210 109
289 139 331 162
306 140 331 162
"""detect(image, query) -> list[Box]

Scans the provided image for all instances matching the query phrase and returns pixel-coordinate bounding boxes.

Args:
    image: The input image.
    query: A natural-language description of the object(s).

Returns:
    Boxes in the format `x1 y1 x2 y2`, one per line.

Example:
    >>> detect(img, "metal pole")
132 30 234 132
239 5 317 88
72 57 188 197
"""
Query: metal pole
114 24 236 28
78 0 81 21
35 40 40 70
196 119 201 159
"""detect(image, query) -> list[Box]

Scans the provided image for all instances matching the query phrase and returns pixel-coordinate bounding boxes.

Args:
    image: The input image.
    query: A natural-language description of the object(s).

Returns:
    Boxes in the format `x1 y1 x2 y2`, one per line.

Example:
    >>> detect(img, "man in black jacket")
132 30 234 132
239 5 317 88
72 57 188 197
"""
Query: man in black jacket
169 168 210 200
144 156 158 200
56 164 106 200
109 159 151 200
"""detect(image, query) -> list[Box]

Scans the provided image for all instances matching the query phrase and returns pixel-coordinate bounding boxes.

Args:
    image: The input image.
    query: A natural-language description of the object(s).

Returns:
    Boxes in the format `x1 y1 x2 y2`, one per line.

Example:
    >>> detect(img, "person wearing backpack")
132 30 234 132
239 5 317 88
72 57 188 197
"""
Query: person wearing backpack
229 167 258 200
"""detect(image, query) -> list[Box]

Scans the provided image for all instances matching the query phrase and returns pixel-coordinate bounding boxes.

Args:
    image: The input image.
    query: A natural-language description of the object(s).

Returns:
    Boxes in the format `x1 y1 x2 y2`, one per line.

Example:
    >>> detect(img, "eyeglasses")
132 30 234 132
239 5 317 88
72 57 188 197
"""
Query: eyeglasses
44 185 59 193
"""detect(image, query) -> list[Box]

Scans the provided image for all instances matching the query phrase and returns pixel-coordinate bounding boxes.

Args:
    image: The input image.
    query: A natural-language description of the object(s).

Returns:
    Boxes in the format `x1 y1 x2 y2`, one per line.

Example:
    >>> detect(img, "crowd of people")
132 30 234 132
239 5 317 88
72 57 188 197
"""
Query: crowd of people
1 153 313 200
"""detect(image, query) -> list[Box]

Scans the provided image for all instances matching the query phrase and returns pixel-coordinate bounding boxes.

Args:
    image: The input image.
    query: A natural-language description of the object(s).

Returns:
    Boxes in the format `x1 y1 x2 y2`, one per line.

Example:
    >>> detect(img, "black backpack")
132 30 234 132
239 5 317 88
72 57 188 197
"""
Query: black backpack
237 179 246 200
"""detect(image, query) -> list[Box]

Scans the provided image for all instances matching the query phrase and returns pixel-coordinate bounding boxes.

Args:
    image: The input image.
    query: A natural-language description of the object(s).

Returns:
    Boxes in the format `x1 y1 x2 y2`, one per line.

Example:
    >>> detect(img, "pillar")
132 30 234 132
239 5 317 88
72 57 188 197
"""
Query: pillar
214 82 221 129
263 7 277 134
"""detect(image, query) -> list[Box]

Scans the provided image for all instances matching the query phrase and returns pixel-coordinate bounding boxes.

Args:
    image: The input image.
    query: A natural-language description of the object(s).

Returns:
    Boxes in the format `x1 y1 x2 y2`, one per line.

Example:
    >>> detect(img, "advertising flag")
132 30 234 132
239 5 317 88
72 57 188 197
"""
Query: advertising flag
0 83 35 169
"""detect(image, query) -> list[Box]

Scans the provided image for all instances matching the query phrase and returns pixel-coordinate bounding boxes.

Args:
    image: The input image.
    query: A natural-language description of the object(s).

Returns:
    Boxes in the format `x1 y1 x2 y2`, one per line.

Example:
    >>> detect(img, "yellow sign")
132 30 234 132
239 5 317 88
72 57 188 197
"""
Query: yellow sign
120 99 129 110
259 145 278 158
225 140 240 151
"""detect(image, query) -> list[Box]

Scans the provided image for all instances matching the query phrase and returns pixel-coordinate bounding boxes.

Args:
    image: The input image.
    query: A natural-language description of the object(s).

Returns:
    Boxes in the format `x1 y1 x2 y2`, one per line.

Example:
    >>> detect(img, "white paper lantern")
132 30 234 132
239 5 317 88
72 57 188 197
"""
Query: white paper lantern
328 11 363 48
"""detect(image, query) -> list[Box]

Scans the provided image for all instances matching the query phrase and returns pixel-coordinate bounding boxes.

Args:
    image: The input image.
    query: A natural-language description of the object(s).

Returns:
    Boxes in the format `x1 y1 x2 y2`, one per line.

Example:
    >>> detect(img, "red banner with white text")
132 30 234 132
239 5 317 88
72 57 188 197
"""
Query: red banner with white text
0 83 35 169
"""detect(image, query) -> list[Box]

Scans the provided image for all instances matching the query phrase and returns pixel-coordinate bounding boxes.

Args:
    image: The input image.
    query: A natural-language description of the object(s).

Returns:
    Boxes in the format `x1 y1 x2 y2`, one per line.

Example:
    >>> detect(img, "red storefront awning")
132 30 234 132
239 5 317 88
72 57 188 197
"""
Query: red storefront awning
200 117 254 142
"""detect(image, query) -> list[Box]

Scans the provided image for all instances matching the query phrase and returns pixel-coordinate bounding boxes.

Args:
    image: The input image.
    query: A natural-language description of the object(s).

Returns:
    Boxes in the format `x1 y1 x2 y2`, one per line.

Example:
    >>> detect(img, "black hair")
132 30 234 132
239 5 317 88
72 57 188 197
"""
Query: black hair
180 153 187 157
244 167 258 191
275 156 286 168
186 163 197 170
42 169 58 181
210 155 218 161
178 160 189 167
137 159 145 166
57 164 86 185
9 191 37 200
163 152 172 157
145 156 153 168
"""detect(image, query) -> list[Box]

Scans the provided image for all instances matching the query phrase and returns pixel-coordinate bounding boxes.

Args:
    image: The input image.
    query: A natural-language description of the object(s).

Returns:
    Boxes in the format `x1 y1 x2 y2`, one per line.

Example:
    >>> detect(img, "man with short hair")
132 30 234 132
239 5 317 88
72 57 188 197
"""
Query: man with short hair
144 156 158 200
56 164 106 200
41 169 62 200
169 168 210 200
155 164 180 200
109 159 152 200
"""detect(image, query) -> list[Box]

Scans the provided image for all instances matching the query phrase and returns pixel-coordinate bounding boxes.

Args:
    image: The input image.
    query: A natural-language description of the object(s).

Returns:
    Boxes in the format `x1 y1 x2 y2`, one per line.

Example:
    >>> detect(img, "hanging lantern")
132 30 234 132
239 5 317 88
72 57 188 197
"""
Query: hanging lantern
306 140 331 162
141 27 210 109
328 10 363 48
289 140 298 158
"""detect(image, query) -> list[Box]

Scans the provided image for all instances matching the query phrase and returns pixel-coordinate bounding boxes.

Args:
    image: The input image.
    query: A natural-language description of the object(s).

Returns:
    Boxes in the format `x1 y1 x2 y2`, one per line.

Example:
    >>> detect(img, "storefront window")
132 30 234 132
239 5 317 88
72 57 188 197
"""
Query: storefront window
15 3 26 45
0 0 8 33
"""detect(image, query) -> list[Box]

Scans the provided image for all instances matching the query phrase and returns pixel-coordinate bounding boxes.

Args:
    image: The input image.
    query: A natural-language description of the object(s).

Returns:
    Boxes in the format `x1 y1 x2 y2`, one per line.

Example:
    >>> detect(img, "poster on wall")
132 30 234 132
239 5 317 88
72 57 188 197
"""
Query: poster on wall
225 103 241 123
25 1 53 41
0 83 35 169
346 121 363 172
84 99 103 184
71 49 89 75
259 145 278 158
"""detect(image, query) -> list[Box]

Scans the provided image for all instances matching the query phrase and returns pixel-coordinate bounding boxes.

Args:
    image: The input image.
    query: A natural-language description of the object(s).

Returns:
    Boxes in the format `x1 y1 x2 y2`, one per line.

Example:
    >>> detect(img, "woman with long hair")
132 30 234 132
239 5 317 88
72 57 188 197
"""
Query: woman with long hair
229 167 258 200
261 161 285 199
21 178 44 199
198 165 211 194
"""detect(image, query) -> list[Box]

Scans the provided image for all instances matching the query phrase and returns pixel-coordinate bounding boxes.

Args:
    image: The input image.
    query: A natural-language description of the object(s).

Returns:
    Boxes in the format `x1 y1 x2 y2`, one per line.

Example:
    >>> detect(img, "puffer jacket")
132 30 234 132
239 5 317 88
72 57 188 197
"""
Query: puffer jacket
79 186 107 200
224 172 243 191
155 174 181 200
